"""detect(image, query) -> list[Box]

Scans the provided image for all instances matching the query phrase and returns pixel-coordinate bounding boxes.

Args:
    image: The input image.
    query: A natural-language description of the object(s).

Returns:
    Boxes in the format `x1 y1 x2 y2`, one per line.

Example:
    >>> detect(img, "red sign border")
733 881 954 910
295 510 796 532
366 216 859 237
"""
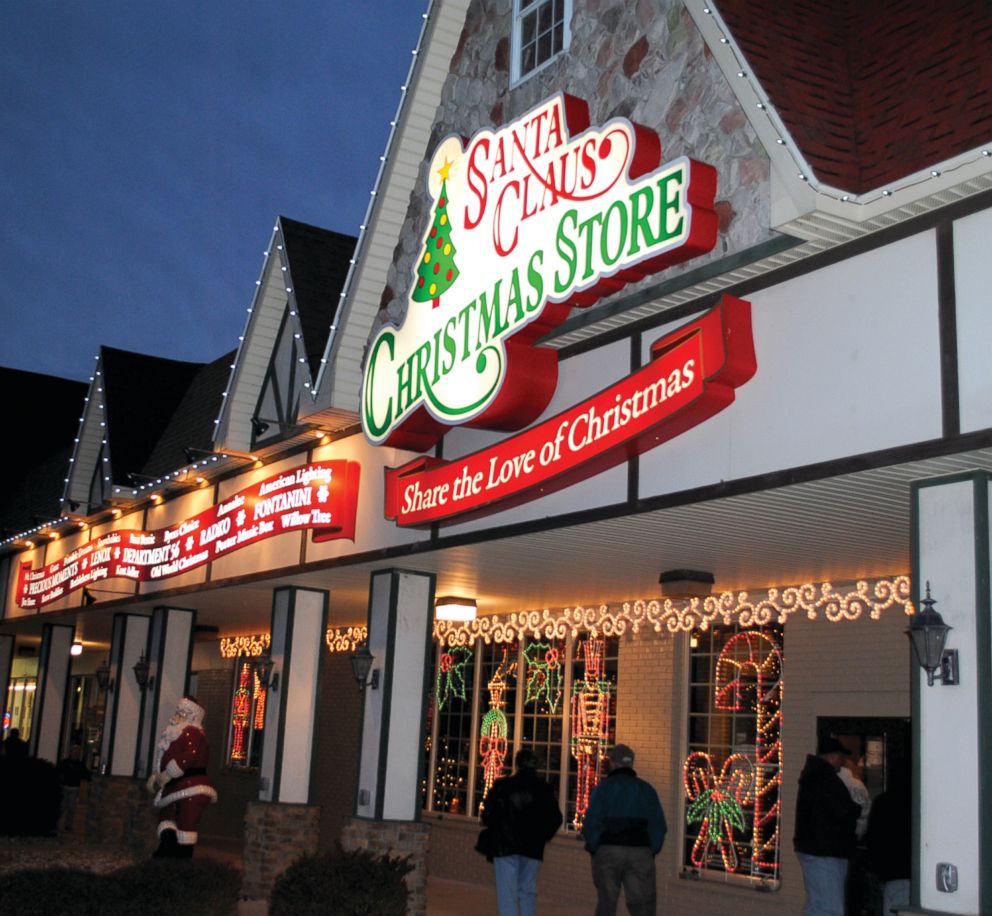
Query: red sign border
384 294 756 527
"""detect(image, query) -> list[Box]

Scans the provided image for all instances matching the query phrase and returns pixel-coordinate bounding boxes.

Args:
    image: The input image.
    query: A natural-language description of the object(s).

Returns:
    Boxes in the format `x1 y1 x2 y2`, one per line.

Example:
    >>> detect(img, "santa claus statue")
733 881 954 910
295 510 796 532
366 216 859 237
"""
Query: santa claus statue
146 695 217 858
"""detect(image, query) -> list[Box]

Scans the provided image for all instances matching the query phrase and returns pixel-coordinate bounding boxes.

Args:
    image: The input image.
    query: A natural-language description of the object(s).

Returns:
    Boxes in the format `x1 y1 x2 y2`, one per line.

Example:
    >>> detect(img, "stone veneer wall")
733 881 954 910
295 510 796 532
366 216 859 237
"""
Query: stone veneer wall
341 817 431 916
241 801 320 900
313 650 363 852
373 0 772 338
86 774 159 856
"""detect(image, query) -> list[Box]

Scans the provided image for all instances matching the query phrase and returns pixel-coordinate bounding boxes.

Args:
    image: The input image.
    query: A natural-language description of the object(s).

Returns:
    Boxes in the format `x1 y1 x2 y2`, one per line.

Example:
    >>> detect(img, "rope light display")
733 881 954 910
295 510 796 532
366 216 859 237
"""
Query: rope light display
325 625 368 653
479 647 515 803
684 628 783 882
570 638 614 829
522 641 564 713
435 576 913 646
219 634 271 659
436 646 472 710
219 625 367 659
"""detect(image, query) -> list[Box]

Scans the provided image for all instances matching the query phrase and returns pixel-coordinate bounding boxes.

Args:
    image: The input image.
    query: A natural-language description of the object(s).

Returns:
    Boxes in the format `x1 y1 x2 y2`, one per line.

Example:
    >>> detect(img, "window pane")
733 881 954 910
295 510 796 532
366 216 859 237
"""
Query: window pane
567 635 617 829
683 626 783 882
476 642 518 813
536 31 552 67
228 659 267 769
431 644 474 815
515 0 568 79
520 639 565 803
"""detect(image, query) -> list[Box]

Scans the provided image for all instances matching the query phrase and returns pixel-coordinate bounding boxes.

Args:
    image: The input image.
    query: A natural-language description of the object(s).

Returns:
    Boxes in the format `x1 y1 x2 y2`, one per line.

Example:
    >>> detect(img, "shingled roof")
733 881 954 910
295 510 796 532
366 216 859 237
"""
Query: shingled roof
718 0 992 193
100 347 204 486
141 349 235 477
280 216 356 378
0 367 86 536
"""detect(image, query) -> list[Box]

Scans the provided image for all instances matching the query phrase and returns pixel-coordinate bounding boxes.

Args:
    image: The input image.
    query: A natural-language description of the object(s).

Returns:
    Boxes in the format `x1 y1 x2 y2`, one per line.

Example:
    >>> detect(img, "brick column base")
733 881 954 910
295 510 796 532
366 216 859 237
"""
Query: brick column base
340 817 431 915
85 775 158 856
242 800 320 900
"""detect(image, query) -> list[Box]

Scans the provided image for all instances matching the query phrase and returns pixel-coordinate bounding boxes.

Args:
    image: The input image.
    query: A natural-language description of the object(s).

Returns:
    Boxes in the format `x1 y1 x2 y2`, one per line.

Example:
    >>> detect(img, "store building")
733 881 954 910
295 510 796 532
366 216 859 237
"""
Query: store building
2 2 991 914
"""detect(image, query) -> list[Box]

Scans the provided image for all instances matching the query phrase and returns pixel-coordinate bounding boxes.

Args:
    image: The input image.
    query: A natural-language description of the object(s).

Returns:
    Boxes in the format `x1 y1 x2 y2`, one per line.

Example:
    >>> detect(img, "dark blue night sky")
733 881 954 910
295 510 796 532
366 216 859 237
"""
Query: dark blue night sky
0 1 429 381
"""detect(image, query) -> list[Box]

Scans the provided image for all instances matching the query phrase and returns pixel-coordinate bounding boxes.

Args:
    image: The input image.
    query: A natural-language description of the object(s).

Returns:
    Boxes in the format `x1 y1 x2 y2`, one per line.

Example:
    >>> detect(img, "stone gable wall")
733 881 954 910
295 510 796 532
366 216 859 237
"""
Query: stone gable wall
375 0 771 334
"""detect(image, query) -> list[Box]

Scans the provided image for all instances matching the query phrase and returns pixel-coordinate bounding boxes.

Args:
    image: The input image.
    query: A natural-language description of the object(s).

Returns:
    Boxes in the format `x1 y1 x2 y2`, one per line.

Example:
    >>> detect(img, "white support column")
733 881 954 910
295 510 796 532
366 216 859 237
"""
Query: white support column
258 586 328 804
135 606 196 777
912 471 992 916
0 634 14 720
101 613 150 776
356 568 435 822
31 623 75 762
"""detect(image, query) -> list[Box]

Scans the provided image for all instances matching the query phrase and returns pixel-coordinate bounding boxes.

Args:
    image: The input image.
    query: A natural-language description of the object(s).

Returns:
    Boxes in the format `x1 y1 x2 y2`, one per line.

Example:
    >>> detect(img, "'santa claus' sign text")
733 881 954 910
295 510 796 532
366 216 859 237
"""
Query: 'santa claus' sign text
362 93 718 451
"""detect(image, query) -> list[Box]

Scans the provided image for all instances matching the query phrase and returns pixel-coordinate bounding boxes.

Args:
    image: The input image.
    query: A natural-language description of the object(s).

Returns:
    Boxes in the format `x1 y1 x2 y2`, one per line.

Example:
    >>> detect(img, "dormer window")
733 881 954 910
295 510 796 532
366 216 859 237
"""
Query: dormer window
512 0 571 84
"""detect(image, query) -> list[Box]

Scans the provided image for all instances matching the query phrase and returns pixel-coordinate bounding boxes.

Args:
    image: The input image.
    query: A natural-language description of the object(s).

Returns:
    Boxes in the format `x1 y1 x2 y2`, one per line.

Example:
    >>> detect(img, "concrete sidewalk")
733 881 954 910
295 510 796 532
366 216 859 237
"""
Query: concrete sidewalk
237 876 580 915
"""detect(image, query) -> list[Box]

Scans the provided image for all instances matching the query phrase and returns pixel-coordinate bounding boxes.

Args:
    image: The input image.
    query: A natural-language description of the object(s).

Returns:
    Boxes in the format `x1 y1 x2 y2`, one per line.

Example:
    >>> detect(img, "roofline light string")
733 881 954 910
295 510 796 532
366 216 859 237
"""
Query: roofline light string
310 0 436 399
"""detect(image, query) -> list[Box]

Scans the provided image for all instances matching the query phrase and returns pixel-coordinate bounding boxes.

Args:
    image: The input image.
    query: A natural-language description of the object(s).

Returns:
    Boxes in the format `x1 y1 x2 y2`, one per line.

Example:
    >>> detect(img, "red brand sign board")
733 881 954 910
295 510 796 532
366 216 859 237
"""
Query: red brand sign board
384 295 755 526
362 92 719 452
17 461 360 610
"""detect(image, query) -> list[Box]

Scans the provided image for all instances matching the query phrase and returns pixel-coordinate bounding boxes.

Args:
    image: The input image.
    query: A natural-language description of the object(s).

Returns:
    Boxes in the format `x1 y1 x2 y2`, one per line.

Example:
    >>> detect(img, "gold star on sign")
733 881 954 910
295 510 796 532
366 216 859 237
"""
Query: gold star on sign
438 158 453 182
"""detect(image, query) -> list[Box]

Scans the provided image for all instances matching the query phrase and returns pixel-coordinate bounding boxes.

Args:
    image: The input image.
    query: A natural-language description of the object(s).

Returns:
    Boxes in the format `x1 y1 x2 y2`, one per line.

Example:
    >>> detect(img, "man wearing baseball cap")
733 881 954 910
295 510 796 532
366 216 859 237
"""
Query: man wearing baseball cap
582 743 667 916
794 736 861 915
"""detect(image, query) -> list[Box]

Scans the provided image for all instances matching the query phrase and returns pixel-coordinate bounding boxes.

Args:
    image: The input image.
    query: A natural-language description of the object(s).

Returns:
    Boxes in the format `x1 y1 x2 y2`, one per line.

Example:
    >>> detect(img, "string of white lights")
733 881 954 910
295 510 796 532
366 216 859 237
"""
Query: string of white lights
435 576 914 646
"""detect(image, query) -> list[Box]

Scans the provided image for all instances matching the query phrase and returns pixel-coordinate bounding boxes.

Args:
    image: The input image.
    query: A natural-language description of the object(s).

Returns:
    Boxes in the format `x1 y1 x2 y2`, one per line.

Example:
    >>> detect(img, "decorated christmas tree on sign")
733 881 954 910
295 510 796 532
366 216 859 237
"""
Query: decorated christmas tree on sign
413 158 460 308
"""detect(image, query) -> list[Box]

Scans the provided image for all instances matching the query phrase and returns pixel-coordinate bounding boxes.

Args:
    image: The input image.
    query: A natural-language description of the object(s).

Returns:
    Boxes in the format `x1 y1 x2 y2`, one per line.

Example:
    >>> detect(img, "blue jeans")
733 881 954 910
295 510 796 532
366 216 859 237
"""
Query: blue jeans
493 855 541 916
883 878 910 914
796 853 848 916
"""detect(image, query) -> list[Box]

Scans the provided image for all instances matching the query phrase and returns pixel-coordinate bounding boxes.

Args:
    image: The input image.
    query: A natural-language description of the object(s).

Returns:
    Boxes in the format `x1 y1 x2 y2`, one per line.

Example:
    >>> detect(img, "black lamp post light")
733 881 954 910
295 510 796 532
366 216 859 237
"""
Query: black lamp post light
95 659 113 692
906 581 959 687
133 654 152 691
349 642 379 692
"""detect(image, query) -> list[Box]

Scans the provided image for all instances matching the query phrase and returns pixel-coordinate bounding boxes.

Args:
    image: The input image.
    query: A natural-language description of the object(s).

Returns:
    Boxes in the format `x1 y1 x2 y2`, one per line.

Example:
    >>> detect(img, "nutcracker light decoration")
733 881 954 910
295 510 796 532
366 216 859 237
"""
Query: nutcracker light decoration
569 637 614 828
479 647 515 804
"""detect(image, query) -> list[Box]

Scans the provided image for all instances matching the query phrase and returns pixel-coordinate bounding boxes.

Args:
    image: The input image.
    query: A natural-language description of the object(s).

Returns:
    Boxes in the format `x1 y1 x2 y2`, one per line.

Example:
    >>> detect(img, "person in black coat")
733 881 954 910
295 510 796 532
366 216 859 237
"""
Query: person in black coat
481 748 563 916
793 736 861 916
866 769 911 915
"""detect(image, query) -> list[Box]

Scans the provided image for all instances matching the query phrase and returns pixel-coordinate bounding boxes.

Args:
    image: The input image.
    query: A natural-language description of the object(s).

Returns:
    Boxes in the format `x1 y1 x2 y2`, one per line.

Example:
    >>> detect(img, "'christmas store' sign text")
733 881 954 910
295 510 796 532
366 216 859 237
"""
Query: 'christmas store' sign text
362 92 718 451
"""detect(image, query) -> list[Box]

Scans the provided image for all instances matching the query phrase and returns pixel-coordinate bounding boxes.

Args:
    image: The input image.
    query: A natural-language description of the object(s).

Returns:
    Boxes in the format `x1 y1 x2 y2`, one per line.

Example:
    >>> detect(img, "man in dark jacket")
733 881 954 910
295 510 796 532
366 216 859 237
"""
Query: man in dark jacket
482 748 563 916
866 768 911 915
794 736 861 916
582 743 667 916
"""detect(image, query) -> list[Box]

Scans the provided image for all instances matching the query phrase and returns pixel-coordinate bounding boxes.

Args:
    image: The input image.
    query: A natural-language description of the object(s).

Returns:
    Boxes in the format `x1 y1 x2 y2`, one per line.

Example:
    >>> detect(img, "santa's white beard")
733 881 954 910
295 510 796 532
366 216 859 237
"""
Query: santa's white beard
152 722 184 773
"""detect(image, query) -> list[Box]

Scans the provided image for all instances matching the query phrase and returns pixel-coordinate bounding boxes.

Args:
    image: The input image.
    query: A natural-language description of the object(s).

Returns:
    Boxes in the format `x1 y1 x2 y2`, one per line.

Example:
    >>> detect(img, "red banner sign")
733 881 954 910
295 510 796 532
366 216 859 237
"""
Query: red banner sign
17 461 361 610
384 296 755 526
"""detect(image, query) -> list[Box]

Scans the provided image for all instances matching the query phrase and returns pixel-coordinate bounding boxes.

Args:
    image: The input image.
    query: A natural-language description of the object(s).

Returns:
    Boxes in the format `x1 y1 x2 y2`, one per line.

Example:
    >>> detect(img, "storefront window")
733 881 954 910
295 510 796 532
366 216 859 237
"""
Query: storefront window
475 641 519 813
430 644 474 815
426 633 621 822
227 659 268 769
683 626 783 885
512 0 571 83
567 635 618 829
3 677 37 741
520 639 566 790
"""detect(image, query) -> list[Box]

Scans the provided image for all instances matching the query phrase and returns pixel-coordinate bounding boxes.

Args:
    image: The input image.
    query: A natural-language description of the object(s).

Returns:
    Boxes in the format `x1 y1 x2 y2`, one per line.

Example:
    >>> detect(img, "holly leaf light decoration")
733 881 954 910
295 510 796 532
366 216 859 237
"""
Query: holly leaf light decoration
684 751 755 873
523 642 563 712
436 646 472 711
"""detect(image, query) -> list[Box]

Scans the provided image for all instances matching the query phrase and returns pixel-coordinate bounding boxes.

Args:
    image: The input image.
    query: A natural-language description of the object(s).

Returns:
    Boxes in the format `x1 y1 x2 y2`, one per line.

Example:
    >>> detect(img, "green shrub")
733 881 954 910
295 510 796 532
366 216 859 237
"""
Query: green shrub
269 846 413 916
0 858 240 916
0 866 124 915
109 857 241 916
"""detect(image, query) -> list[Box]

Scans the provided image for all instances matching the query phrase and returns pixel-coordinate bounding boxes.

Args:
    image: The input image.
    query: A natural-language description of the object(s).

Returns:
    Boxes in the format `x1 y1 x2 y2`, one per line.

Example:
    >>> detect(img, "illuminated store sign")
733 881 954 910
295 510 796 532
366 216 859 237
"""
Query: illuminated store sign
17 461 360 610
362 92 718 451
385 296 754 526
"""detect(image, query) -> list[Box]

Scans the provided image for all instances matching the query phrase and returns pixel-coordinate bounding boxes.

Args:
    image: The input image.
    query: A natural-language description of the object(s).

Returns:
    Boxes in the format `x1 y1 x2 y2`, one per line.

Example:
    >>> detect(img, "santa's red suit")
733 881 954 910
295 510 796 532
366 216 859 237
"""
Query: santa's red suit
147 696 217 857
